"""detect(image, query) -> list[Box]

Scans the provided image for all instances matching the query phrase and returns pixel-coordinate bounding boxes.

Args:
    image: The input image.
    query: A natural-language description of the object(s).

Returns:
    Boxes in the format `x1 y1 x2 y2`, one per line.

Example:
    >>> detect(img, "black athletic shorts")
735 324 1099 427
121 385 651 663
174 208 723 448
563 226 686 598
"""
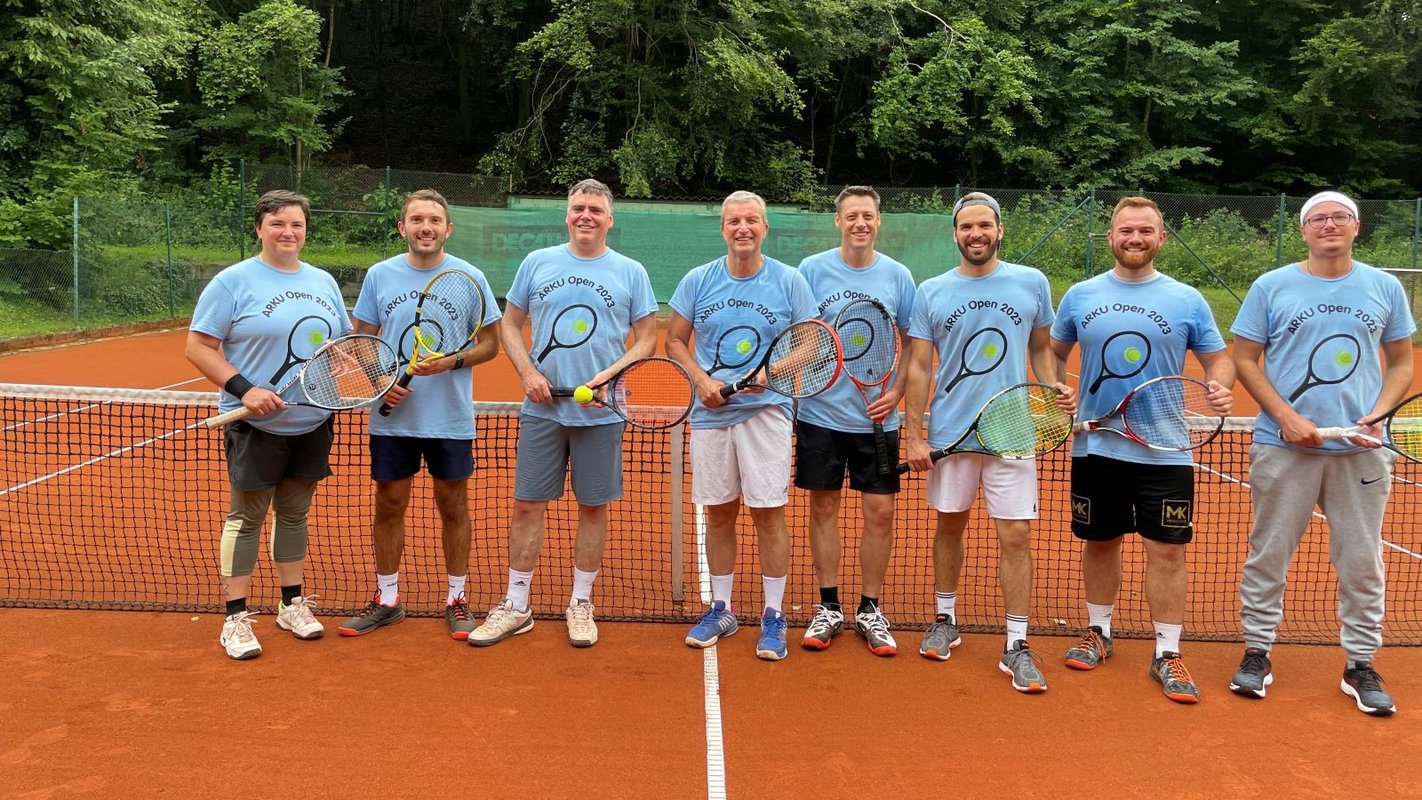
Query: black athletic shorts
223 416 335 491
1069 454 1195 544
793 420 899 494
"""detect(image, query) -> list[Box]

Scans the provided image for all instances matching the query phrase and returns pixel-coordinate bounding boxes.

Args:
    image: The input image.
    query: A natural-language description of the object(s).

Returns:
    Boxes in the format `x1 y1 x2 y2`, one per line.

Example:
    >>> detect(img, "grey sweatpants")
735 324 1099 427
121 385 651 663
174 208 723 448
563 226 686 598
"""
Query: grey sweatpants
1239 443 1395 662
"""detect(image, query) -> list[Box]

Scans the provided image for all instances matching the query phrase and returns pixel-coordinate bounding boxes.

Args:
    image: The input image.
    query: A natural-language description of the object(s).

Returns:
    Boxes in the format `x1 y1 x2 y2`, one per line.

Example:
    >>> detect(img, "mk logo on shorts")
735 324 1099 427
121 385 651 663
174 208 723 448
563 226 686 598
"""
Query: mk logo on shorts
1161 500 1192 528
1071 495 1090 524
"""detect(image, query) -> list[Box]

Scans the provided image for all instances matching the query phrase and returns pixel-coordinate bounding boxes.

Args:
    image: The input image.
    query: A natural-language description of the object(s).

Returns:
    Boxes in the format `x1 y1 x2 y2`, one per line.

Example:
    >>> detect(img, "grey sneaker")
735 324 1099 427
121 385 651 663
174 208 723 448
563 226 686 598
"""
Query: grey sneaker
1342 662 1396 716
801 604 844 650
565 600 598 647
446 594 477 641
338 593 406 637
1229 647 1273 698
1150 651 1201 704
999 641 1047 693
1064 626 1113 670
919 615 961 661
853 603 897 657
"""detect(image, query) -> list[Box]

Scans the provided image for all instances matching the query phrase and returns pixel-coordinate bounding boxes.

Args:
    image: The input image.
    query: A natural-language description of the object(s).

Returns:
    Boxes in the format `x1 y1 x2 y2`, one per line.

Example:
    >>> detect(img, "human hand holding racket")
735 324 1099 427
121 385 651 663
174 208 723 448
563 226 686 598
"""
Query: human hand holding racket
378 269 487 416
835 298 900 475
1314 392 1422 458
550 356 694 429
1072 375 1227 451
718 319 843 400
204 334 400 428
898 382 1072 473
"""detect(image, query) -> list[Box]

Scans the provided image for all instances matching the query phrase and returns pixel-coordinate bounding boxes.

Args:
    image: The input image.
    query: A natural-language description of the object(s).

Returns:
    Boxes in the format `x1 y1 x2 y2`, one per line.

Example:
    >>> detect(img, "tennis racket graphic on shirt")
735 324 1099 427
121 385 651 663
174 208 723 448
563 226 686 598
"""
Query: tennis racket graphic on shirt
1087 331 1152 395
1317 390 1422 464
204 334 401 428
835 298 900 475
941 327 1007 395
897 382 1072 472
378 269 487 416
705 325 762 376
536 304 598 362
550 356 694 430
269 314 334 385
719 319 843 399
1288 333 1361 402
1072 375 1223 451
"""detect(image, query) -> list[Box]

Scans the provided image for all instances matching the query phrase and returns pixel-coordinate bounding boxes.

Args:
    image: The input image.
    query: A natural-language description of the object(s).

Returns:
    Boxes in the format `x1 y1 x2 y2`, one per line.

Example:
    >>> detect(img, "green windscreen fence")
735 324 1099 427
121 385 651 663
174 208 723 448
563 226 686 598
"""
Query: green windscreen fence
446 207 961 301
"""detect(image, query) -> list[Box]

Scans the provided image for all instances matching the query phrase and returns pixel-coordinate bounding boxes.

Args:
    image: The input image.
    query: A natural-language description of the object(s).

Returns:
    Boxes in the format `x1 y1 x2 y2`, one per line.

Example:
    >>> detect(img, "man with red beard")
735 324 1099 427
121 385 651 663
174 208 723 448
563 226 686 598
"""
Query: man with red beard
903 192 1073 692
1050 196 1234 704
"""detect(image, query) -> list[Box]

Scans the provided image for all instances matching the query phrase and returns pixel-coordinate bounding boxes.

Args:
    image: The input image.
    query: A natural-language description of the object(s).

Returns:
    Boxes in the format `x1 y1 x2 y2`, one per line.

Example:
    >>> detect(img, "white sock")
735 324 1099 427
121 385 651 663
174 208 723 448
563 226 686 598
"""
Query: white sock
447 574 466 605
571 567 598 604
762 574 787 614
1087 602 1114 638
935 591 957 619
377 572 399 606
1154 621 1183 657
710 573 734 607
1006 614 1029 650
507 568 534 612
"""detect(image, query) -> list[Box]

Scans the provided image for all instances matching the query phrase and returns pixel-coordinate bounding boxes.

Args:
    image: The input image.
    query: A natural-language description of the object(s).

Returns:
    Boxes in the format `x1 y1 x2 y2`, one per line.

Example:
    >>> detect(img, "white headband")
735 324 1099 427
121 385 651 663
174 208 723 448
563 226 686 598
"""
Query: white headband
1299 191 1359 226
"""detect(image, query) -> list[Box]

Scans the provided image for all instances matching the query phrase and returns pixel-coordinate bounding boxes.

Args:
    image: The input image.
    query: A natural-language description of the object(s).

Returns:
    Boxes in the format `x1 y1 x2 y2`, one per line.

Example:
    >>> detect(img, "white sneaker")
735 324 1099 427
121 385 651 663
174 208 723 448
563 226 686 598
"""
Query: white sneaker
220 611 262 660
467 598 534 647
565 601 598 647
276 595 325 640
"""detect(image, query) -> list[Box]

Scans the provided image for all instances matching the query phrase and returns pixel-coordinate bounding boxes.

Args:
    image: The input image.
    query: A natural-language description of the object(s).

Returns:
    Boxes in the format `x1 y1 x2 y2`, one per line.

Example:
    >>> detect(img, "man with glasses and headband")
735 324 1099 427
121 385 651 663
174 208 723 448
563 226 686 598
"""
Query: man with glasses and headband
902 192 1072 691
1229 190 1413 715
795 186 917 657
1050 196 1233 704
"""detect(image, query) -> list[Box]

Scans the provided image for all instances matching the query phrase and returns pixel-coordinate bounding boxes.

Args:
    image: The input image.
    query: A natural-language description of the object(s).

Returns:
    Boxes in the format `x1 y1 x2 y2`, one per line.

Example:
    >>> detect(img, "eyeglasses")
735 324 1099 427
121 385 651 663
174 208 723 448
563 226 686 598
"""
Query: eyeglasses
1303 212 1356 229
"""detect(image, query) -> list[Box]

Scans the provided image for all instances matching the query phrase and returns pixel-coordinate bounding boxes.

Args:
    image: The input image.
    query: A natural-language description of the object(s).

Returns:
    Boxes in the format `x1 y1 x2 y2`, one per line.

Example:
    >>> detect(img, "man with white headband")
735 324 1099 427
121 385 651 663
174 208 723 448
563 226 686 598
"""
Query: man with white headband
1230 190 1414 715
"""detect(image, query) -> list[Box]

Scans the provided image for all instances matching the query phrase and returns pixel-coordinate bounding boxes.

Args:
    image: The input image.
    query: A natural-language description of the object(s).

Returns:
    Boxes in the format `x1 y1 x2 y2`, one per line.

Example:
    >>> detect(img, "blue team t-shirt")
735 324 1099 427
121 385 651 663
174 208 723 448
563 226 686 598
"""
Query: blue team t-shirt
190 257 352 435
796 249 917 434
669 256 817 430
909 261 1055 451
353 254 502 439
1052 271 1226 465
1232 262 1414 452
506 244 658 427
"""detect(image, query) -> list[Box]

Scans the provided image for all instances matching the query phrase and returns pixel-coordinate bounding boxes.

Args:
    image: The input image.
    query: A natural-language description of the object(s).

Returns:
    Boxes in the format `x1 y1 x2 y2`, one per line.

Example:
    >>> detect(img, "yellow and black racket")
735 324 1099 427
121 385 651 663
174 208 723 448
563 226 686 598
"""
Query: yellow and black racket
377 269 487 416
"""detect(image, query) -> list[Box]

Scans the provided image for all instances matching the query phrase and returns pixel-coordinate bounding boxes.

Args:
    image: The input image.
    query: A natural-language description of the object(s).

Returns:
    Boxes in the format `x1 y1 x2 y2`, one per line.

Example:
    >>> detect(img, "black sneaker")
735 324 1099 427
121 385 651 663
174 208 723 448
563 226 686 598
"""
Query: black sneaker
1341 662 1396 716
338 592 406 637
1229 647 1273 699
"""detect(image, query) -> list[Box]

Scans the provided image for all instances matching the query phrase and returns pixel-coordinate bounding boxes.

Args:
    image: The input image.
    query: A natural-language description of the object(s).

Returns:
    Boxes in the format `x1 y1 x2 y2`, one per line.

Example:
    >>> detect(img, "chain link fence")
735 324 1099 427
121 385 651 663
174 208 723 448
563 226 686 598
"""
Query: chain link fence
3 166 1420 340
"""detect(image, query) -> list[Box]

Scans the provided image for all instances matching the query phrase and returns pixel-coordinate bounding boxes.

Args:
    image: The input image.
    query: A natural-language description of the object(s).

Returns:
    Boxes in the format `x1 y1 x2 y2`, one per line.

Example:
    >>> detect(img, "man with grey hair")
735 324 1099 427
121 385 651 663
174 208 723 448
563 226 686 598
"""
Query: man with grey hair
667 190 817 661
470 178 658 649
1230 190 1413 715
903 191 1072 691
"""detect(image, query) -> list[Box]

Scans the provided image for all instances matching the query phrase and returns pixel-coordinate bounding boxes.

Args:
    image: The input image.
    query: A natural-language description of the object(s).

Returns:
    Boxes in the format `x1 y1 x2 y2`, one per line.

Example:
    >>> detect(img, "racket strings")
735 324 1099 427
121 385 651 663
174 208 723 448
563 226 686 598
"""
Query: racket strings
977 385 1071 457
766 323 840 397
422 273 485 352
1124 378 1217 449
839 310 897 385
1386 396 1422 459
302 337 400 409
611 358 693 429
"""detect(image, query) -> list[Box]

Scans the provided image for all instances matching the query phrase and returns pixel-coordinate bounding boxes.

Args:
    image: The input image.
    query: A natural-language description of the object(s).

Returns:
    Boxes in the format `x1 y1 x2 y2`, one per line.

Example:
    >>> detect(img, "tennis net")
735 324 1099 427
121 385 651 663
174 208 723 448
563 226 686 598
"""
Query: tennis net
2 383 1419 645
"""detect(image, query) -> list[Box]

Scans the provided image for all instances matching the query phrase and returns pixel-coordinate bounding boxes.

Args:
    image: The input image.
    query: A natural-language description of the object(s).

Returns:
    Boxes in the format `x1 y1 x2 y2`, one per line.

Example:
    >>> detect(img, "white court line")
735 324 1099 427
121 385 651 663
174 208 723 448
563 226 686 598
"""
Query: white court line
694 503 727 800
0 420 203 498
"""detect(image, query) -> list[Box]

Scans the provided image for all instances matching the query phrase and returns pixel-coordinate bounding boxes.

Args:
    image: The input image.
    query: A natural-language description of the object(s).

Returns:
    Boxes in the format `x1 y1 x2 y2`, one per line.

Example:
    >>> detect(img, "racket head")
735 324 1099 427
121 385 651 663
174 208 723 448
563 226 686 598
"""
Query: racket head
974 382 1073 458
1382 392 1422 462
606 357 694 430
834 298 898 389
1121 375 1223 451
762 319 843 398
298 334 401 410
413 269 486 358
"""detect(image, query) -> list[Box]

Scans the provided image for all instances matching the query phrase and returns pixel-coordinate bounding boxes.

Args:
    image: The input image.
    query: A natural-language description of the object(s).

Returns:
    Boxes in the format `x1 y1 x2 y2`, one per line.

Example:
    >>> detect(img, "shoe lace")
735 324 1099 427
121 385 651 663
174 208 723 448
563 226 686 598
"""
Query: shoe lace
1075 630 1103 654
568 602 595 624
809 605 837 630
862 609 891 638
486 599 515 624
1240 650 1269 675
1348 665 1384 692
228 611 257 641
763 614 787 638
697 604 725 626
448 599 472 622
287 594 319 621
1160 655 1194 685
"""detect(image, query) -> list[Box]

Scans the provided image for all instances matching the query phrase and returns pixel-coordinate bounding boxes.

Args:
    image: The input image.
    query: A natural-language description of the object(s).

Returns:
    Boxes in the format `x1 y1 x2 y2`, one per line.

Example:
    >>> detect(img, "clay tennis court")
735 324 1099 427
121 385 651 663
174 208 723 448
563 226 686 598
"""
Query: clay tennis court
2 328 1421 798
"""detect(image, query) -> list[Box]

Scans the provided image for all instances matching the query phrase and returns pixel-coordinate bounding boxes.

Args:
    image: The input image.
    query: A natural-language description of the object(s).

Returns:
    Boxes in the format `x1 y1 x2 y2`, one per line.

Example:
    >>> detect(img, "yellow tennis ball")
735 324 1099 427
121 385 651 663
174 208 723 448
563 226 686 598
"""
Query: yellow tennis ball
574 385 594 405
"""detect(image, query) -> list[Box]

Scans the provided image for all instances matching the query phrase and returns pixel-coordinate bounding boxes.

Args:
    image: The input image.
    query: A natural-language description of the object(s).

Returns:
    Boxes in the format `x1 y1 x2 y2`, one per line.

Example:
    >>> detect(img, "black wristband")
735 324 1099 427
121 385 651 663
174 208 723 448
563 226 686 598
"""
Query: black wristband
224 374 256 400
453 352 466 370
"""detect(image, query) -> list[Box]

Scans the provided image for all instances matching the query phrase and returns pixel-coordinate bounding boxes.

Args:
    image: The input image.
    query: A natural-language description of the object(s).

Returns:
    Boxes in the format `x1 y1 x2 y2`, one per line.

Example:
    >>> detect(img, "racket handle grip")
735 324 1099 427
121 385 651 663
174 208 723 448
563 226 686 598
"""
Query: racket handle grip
1316 426 1358 440
718 380 743 398
1071 421 1090 433
894 446 951 475
377 370 416 416
873 424 891 476
204 405 254 429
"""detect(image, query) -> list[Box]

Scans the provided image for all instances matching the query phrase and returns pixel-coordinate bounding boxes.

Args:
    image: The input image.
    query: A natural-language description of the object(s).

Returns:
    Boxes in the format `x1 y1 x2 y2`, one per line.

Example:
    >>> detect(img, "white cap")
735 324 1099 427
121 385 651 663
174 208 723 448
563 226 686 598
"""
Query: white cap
1299 191 1359 225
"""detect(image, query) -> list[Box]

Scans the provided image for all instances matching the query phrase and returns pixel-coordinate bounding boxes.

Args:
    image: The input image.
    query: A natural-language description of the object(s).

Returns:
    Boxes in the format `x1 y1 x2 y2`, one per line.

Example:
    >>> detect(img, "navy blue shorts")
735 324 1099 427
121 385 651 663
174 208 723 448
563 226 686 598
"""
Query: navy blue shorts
369 435 475 482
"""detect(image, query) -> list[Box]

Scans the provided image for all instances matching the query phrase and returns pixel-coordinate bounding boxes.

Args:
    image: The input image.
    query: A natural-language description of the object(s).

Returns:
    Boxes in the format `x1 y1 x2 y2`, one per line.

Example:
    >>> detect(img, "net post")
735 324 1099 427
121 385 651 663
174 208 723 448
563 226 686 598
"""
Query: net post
670 423 686 604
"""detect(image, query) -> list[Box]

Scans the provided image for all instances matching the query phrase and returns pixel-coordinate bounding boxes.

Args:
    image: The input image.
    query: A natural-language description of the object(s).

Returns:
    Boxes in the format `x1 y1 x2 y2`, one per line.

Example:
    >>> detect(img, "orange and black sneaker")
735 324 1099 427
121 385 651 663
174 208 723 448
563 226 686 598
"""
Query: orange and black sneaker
1150 652 1200 704
1064 626 1113 670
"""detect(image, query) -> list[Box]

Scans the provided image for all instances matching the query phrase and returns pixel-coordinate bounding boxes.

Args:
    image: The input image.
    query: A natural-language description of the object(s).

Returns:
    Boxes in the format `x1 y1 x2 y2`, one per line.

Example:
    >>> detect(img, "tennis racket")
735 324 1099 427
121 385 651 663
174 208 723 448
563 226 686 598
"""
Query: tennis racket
718 319 842 400
1317 391 1422 463
204 334 400 428
550 356 694 430
378 269 487 416
1072 375 1223 451
896 382 1071 473
835 298 899 475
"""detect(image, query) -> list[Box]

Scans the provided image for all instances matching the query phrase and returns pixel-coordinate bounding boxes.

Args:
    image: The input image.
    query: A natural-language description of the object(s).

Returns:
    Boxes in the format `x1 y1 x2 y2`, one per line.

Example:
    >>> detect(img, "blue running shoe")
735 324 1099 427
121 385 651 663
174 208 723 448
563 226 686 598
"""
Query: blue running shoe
686 601 738 648
756 609 789 661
